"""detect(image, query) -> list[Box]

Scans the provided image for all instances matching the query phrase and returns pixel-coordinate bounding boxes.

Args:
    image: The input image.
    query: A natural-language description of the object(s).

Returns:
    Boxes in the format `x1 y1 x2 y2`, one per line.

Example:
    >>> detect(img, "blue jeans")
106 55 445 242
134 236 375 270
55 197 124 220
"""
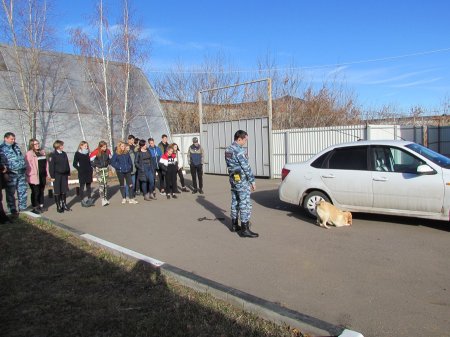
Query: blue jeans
125 173 136 196
140 166 154 195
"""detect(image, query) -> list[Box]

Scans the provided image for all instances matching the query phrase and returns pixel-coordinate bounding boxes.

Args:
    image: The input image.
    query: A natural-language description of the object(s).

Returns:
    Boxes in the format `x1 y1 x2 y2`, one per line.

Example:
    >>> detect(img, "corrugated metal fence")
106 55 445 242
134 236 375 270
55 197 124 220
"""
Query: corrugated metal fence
202 118 271 177
427 125 450 157
174 124 447 178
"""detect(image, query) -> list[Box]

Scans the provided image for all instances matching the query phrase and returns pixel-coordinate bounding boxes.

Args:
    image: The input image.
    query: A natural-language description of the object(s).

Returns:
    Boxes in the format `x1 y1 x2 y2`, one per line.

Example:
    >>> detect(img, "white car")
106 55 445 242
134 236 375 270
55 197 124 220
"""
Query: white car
279 140 450 221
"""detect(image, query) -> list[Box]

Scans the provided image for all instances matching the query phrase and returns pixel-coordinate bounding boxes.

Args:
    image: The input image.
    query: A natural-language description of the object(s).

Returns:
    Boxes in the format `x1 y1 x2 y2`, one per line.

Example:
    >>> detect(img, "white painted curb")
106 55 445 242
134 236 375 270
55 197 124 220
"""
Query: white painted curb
80 234 165 267
22 211 41 218
339 329 365 337
29 216 366 337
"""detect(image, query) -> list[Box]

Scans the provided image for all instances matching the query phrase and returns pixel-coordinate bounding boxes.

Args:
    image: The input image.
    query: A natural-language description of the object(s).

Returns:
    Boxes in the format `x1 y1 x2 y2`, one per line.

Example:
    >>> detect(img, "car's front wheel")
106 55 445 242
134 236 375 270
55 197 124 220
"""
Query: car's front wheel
302 191 330 218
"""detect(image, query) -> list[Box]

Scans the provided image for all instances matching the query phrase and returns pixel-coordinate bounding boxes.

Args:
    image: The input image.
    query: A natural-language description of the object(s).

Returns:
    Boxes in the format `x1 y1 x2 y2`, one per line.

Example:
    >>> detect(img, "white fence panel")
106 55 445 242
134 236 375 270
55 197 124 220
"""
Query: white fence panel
272 125 366 178
174 124 433 179
171 132 199 169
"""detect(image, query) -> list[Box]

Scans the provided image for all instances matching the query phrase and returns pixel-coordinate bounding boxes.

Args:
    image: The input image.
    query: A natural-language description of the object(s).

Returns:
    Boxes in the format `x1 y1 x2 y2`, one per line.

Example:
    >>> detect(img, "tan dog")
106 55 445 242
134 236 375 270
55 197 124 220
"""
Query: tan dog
315 200 352 229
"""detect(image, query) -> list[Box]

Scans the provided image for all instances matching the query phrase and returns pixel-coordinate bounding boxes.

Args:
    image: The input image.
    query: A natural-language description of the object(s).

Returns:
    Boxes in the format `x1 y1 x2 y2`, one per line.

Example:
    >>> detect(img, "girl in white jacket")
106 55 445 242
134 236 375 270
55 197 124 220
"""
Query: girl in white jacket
173 143 188 192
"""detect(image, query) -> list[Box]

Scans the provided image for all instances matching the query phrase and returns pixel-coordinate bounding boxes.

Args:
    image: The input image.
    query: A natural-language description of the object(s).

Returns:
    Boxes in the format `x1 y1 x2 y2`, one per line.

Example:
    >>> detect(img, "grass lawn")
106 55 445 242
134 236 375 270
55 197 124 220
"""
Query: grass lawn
0 217 304 337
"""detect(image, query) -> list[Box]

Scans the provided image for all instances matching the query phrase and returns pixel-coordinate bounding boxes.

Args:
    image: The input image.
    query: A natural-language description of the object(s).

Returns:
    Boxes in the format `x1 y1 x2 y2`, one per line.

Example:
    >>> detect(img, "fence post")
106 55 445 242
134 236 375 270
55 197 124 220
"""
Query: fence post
366 124 371 140
181 135 185 169
438 125 441 154
423 125 427 146
285 131 290 164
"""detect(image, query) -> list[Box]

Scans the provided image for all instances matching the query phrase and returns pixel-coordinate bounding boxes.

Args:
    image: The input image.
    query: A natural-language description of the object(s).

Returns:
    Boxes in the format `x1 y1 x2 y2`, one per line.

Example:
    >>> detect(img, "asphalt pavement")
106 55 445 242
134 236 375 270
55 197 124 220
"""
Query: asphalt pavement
21 174 450 337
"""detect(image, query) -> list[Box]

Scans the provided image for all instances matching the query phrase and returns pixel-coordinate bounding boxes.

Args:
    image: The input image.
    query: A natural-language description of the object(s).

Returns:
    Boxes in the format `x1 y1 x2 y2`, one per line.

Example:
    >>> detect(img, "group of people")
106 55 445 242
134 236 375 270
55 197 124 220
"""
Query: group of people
121 134 205 202
1 129 258 238
0 132 70 219
0 132 205 223
0 133 83 221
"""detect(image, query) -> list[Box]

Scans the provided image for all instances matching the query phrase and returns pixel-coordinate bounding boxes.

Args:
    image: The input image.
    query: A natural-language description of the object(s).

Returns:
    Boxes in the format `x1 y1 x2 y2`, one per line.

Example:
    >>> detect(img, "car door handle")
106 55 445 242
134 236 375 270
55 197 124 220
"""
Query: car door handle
373 177 388 182
321 174 336 178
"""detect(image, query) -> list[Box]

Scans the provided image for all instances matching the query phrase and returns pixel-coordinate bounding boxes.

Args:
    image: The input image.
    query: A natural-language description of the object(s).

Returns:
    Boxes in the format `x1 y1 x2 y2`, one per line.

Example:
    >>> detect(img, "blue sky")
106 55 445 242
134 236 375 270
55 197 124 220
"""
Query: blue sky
53 0 450 112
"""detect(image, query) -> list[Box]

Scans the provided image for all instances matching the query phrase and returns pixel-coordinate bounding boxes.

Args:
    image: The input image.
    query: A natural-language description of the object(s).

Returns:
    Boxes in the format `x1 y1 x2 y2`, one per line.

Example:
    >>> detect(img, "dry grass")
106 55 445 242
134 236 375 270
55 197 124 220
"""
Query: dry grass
0 217 305 337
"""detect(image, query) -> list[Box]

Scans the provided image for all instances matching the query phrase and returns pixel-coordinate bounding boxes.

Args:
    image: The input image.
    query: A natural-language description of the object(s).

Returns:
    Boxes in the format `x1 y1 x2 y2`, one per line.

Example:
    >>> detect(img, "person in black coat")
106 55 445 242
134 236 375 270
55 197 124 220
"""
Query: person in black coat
48 140 71 213
73 141 94 207
134 139 156 201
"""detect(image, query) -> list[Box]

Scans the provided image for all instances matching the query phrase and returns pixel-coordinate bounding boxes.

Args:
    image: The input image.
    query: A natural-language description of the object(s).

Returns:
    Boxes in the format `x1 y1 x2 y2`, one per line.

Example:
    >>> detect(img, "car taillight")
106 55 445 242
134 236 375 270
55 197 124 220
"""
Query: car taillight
281 168 290 181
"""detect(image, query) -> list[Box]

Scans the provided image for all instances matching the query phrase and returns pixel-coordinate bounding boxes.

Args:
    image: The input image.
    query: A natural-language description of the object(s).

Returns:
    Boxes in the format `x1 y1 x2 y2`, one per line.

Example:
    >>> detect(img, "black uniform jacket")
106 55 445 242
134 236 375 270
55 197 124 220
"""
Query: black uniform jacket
49 151 70 178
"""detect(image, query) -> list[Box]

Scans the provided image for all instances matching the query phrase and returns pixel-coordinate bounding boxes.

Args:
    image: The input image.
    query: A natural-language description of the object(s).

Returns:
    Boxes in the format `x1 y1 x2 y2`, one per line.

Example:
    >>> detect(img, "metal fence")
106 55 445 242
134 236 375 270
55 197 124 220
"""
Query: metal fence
174 123 448 178
202 118 271 177
427 125 450 157
171 133 199 170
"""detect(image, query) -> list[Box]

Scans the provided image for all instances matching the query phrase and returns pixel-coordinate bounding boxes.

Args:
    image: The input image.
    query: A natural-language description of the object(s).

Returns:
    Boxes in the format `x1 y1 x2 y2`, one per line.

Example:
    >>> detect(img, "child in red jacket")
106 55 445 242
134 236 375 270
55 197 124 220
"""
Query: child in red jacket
159 144 178 199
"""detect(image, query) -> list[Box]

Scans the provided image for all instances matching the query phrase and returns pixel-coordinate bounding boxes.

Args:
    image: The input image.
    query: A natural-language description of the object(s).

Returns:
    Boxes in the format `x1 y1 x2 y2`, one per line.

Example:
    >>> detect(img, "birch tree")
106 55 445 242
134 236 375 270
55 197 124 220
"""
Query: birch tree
1 0 57 139
114 0 147 140
70 0 146 146
70 0 115 148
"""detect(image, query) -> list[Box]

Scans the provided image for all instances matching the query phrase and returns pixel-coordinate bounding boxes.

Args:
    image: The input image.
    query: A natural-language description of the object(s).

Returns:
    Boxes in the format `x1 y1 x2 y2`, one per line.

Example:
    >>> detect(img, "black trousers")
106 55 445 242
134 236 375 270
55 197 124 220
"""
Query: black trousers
164 167 178 194
177 168 185 189
0 187 5 214
29 182 45 207
78 177 92 200
0 180 5 214
190 164 203 190
157 168 165 191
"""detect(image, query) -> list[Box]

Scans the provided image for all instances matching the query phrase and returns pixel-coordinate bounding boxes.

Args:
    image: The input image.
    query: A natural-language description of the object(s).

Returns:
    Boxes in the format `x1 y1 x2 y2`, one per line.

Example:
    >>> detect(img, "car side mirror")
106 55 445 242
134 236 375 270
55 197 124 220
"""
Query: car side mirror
417 164 435 175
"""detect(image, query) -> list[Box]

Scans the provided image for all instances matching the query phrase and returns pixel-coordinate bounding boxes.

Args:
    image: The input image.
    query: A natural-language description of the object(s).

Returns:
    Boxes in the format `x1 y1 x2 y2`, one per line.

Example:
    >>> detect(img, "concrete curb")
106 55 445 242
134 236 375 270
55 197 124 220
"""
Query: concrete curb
32 214 364 337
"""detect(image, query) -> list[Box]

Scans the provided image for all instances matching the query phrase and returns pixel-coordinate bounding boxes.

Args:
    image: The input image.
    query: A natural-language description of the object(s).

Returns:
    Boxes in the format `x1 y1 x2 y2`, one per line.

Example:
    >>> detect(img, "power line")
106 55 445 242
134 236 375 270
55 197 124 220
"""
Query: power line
147 47 450 75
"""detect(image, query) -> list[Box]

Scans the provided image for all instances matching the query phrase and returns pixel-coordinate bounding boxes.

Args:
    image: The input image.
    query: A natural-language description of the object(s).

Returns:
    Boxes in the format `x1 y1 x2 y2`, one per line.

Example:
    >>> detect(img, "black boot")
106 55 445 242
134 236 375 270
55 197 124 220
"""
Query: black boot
230 218 241 232
61 194 71 211
0 210 11 224
239 221 259 238
55 195 64 213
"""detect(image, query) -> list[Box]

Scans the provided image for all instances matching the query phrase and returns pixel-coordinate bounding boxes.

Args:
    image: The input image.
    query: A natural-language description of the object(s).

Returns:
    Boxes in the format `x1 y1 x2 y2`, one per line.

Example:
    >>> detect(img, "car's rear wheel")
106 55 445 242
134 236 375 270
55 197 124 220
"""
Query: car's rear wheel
302 191 330 218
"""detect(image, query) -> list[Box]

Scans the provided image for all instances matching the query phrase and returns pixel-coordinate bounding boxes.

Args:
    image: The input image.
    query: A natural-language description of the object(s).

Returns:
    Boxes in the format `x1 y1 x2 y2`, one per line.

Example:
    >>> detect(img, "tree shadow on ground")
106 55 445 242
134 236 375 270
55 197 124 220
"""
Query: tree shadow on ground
0 219 293 337
195 195 233 232
63 184 121 209
43 183 121 210
182 176 197 192
154 175 194 193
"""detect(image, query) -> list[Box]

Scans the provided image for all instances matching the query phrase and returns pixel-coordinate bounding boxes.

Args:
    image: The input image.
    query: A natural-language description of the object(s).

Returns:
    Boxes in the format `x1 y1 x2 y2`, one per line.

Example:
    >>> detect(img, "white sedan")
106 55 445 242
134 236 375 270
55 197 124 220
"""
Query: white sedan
279 140 450 221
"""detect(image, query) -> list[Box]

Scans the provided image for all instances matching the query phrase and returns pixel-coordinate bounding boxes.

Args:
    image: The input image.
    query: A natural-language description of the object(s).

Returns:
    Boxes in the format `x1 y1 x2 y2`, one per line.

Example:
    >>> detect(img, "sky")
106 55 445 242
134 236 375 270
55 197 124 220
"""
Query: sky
52 0 450 113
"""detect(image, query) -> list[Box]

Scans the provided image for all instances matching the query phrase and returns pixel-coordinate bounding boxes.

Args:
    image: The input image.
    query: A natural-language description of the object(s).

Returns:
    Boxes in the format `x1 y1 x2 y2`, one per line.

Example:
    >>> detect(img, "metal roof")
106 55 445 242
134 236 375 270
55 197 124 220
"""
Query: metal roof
0 44 170 154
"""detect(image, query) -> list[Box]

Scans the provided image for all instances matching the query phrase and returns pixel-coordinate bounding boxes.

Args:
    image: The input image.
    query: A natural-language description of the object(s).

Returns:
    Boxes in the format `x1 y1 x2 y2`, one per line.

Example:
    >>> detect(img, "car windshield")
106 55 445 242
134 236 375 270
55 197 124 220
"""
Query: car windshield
406 143 450 168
